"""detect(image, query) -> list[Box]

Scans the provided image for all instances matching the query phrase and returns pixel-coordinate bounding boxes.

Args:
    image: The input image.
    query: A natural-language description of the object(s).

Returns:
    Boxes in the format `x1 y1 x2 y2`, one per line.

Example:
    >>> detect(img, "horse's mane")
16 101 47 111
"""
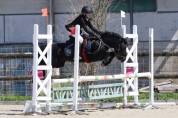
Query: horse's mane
100 31 128 48
101 31 123 39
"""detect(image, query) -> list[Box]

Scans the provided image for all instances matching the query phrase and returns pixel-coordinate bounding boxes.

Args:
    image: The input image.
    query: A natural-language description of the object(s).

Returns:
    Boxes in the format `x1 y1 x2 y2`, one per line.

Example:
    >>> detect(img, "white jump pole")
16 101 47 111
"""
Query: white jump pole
133 25 139 105
149 28 154 105
73 25 80 112
143 28 155 109
120 10 126 37
32 24 39 112
120 10 126 74
73 25 83 112
53 72 151 84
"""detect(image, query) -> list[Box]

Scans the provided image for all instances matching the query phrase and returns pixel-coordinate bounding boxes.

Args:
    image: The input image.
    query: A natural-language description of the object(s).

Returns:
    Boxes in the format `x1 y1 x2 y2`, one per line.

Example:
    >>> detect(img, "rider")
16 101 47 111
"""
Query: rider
64 6 101 59
64 6 114 66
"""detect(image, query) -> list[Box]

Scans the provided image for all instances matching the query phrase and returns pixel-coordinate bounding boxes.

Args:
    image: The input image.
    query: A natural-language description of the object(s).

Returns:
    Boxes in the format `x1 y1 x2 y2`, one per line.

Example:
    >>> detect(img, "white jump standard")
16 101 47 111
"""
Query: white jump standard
24 24 53 113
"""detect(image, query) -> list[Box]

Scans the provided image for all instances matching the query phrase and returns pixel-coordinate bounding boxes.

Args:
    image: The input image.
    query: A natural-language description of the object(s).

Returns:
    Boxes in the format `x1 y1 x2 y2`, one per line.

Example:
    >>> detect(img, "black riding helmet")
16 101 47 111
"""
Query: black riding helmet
81 6 93 14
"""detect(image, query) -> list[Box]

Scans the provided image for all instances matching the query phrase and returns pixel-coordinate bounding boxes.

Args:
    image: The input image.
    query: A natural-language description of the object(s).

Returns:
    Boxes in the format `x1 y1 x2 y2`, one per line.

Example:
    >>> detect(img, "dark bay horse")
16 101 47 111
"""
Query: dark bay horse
40 31 128 68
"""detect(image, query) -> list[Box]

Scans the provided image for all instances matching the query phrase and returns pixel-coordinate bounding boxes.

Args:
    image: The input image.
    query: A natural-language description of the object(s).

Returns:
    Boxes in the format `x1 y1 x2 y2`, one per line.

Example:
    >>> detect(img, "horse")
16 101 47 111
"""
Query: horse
48 31 128 68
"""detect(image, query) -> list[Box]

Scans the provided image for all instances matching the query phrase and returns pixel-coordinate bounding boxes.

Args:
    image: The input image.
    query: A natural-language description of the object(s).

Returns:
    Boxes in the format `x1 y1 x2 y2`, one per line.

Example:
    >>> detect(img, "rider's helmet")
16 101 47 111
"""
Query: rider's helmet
81 6 93 20
81 6 93 14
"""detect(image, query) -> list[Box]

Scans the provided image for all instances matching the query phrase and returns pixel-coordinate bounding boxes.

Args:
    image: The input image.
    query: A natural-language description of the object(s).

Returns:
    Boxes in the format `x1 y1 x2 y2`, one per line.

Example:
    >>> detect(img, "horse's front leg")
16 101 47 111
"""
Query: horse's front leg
101 52 115 66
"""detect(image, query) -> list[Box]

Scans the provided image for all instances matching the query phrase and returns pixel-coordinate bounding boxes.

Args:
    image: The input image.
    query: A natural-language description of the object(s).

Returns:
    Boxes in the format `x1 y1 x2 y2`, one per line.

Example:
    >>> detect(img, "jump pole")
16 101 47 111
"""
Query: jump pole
150 28 154 105
73 25 83 112
53 72 151 84
143 28 156 109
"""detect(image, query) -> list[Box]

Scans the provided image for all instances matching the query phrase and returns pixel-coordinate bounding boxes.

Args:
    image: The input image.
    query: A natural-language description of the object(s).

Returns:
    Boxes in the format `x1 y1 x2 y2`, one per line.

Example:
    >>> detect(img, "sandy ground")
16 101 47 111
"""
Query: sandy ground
0 104 178 118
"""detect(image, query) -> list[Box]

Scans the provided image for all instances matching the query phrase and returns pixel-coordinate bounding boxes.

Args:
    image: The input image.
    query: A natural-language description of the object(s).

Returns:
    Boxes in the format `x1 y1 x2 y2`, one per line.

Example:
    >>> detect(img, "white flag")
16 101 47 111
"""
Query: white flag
121 10 126 18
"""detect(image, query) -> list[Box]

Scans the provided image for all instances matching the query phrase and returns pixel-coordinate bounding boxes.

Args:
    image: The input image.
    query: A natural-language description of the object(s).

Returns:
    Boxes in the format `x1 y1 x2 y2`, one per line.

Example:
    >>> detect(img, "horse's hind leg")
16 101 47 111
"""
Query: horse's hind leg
52 43 66 68
101 52 115 66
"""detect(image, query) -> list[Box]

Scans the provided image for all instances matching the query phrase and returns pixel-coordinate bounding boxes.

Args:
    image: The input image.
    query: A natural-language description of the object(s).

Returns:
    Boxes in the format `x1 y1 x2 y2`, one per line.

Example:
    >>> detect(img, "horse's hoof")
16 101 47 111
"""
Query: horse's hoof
120 57 126 62
116 55 126 62
101 56 113 66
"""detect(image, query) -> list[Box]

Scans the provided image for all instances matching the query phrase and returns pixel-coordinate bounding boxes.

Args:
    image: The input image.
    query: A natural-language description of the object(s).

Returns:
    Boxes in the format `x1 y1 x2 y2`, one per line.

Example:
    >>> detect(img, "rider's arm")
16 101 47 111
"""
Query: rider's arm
65 22 75 32
65 16 81 31
65 24 71 32
87 21 102 35
80 18 95 36
82 18 102 40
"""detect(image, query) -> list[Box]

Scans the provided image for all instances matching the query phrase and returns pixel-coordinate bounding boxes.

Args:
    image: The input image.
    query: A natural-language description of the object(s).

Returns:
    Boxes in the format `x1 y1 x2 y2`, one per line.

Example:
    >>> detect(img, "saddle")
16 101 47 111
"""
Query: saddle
80 35 100 63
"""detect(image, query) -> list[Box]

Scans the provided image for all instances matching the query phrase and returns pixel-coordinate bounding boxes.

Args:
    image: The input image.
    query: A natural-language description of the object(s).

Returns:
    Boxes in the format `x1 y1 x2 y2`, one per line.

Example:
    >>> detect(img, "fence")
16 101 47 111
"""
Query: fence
0 43 32 96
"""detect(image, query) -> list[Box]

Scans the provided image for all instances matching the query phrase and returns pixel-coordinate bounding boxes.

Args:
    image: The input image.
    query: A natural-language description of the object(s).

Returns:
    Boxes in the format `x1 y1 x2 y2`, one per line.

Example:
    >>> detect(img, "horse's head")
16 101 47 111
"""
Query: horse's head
100 31 128 62
115 37 128 62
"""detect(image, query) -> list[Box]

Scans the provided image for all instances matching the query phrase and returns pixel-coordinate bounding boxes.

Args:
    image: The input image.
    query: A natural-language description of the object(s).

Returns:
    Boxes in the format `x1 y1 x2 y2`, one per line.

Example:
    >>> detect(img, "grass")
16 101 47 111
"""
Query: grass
0 92 178 102
0 96 31 101
154 92 178 101
98 92 178 103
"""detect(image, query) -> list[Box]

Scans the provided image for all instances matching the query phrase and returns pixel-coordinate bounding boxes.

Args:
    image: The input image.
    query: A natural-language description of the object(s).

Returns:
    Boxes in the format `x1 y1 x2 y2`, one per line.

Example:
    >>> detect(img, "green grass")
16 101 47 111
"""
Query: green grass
154 92 178 101
0 92 178 102
0 96 31 101
98 92 178 103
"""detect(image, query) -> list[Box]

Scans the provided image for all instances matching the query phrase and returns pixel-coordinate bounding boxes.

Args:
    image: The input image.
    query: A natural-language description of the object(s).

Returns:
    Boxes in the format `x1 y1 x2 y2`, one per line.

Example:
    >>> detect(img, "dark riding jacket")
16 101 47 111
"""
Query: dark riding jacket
65 14 101 38
64 14 101 61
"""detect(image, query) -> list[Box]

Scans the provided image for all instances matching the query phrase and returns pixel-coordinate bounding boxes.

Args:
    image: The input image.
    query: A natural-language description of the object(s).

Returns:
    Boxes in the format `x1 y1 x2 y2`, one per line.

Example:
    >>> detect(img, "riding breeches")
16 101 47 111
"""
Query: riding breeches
64 38 99 58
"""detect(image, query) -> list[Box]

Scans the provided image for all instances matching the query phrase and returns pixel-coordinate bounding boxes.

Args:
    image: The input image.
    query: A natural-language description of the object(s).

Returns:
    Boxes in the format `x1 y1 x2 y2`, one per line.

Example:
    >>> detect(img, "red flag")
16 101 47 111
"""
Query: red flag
41 8 48 17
